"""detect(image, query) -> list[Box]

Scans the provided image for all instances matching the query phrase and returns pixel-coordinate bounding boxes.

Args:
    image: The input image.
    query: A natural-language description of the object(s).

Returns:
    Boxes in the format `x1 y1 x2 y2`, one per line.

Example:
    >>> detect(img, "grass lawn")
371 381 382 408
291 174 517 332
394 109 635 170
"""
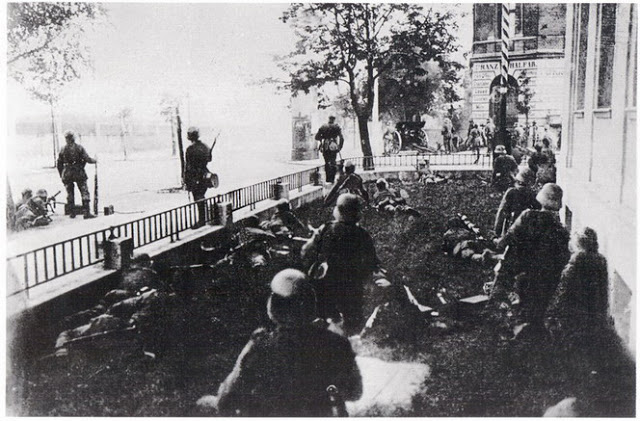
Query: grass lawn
10 175 635 416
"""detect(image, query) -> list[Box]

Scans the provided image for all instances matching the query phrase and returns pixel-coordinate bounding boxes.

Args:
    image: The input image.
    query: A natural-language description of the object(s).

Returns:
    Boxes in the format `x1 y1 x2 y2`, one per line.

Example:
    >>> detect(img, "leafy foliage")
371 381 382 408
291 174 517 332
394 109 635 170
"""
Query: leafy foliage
280 4 463 120
7 2 106 104
516 70 535 121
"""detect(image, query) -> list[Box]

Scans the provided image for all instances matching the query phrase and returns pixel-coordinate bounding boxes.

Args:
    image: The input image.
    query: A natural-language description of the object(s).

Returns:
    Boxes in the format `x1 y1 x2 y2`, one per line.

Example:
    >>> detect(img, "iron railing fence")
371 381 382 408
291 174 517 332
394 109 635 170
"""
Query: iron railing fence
7 152 491 297
343 152 493 170
6 166 322 297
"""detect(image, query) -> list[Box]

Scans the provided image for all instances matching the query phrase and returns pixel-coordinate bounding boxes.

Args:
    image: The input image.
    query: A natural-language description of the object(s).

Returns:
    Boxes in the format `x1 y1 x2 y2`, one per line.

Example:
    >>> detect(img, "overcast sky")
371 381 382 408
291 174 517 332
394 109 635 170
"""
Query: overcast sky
7 3 473 130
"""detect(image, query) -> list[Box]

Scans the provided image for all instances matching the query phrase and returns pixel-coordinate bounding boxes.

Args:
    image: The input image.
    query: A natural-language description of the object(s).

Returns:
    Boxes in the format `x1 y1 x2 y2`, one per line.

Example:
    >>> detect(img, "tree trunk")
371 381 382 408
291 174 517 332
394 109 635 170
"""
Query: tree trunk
176 107 186 187
49 100 59 168
170 117 177 156
6 178 15 230
120 115 128 161
356 113 375 170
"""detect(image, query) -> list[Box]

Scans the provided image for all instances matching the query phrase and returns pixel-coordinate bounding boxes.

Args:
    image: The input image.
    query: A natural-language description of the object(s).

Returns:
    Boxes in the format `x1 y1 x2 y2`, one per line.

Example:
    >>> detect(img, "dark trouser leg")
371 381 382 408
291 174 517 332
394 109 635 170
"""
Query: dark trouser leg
519 277 559 328
323 151 338 183
337 282 364 336
192 187 208 227
65 182 76 217
78 180 95 219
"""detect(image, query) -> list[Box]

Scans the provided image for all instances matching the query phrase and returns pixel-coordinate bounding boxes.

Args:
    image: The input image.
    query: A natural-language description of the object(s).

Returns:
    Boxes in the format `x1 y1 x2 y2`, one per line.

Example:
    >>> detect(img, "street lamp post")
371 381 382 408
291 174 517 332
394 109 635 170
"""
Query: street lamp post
498 85 511 155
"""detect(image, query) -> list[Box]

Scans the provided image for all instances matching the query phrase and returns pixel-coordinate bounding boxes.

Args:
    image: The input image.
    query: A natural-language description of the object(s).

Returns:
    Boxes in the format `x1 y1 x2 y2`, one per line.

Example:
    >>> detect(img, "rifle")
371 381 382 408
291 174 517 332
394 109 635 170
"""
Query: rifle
209 131 221 161
326 385 348 417
46 190 62 213
93 157 99 216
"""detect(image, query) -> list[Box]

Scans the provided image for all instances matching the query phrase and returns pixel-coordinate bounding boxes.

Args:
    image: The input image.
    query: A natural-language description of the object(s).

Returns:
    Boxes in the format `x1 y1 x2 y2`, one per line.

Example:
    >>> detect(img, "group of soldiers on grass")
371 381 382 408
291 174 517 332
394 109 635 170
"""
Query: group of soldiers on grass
43 115 606 416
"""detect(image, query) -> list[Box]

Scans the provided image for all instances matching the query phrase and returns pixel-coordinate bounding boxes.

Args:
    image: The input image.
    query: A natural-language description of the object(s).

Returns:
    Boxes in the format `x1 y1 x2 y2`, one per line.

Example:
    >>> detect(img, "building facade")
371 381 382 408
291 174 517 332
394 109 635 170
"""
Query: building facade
470 4 566 131
559 3 637 352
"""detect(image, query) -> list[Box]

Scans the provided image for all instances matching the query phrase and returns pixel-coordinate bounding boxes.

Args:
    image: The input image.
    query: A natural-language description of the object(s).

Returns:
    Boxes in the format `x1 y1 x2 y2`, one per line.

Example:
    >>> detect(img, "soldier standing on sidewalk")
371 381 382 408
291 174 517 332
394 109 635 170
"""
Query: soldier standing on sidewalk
184 127 212 229
315 116 344 183
57 130 97 219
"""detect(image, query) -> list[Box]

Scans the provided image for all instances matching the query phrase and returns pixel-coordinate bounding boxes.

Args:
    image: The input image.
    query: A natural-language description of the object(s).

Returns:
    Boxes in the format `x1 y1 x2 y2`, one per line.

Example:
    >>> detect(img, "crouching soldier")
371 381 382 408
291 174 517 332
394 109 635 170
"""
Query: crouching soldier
14 197 51 231
492 145 518 191
493 167 540 238
547 227 610 339
263 199 306 237
198 269 362 416
324 161 369 207
492 183 570 338
57 130 97 219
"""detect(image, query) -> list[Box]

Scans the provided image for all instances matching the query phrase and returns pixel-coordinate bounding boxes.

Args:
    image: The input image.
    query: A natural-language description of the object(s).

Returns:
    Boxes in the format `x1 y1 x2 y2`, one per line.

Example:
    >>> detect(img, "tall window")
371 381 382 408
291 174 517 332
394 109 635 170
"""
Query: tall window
597 4 617 108
576 4 590 110
523 4 539 37
626 4 637 107
515 3 523 34
474 4 497 41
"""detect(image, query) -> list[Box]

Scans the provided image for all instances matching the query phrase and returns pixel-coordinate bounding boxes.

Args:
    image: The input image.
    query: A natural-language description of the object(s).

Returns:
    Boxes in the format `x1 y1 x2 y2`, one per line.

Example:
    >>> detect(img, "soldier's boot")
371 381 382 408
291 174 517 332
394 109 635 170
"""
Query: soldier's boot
82 201 96 219
68 203 76 219
64 204 71 216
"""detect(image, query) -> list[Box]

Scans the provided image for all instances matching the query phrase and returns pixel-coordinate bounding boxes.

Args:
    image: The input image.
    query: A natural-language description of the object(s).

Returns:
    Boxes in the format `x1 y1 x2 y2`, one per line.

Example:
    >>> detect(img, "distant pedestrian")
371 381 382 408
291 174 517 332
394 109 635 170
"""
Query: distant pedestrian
57 130 97 219
485 118 496 154
315 116 344 183
202 269 363 416
529 121 539 145
383 121 397 155
184 127 212 229
467 119 475 139
441 125 452 153
514 123 524 147
469 124 482 163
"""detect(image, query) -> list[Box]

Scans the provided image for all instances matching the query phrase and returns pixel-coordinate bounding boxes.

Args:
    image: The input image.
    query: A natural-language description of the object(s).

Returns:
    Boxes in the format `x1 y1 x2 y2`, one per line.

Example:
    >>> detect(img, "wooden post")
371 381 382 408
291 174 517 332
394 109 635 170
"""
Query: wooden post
176 106 186 187
49 100 59 168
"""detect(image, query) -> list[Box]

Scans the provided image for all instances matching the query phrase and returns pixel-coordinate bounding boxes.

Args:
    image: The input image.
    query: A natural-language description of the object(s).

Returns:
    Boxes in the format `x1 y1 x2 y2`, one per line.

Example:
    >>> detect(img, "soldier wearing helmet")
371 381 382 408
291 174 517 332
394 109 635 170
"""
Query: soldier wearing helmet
302 193 389 335
205 269 362 416
492 145 518 191
494 167 541 237
57 130 97 219
14 196 51 230
264 199 306 236
323 161 368 207
184 127 212 229
315 116 344 183
494 183 570 335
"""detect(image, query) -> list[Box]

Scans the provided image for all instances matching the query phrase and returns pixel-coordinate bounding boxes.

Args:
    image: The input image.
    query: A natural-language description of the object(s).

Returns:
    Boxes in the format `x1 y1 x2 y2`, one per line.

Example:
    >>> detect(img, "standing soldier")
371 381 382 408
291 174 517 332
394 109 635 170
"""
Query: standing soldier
184 127 211 229
315 116 344 184
530 121 539 146
57 130 97 219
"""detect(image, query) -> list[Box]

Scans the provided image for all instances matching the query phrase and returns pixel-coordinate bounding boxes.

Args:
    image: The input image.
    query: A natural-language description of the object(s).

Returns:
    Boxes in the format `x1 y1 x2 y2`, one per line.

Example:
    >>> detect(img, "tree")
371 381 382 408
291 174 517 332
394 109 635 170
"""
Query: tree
516 70 535 126
7 3 106 165
280 4 462 168
160 96 179 157
379 59 463 122
117 107 133 160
